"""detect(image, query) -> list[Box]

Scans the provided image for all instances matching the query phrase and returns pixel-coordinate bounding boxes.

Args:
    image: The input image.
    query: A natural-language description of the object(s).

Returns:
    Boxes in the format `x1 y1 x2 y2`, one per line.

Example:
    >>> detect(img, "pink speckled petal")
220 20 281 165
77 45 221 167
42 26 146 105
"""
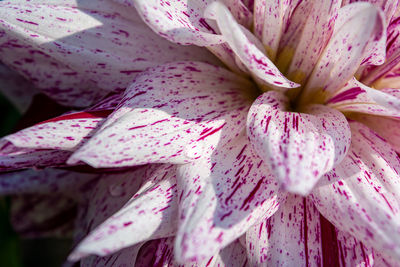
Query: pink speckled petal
0 146 72 171
0 1 219 106
361 12 400 86
245 195 322 266
253 0 299 61
174 133 284 262
133 0 224 46
135 238 246 267
336 228 374 266
341 0 398 24
205 2 299 89
133 0 253 46
10 194 76 238
303 2 385 103
277 0 340 84
247 91 351 195
80 244 143 267
353 114 400 153
1 110 112 151
0 168 98 197
311 121 400 261
0 64 37 112
69 164 178 261
327 78 400 116
69 62 250 168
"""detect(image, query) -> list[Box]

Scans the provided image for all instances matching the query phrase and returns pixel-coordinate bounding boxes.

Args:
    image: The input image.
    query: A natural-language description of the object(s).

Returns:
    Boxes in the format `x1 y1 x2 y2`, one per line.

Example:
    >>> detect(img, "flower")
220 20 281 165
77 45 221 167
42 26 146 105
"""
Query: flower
1 0 400 266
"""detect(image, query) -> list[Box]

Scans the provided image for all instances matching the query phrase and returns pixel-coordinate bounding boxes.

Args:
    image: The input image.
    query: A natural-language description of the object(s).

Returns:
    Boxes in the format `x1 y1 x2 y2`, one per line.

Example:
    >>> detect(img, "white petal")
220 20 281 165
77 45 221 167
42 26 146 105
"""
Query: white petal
247 91 351 195
69 61 250 168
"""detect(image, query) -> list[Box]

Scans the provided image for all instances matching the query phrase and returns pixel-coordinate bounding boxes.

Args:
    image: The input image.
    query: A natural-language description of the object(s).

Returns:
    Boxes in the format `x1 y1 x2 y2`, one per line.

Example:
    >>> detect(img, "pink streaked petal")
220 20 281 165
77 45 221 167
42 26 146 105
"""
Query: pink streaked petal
136 238 246 266
69 62 250 168
175 133 284 263
311 121 400 261
302 3 385 103
278 0 340 84
353 114 400 153
133 0 224 46
374 251 400 267
247 91 351 195
80 244 143 267
1 110 112 151
336 228 374 266
72 166 150 250
341 0 399 24
223 0 253 29
327 78 400 116
245 195 322 266
0 168 98 197
10 194 76 238
253 0 300 61
68 164 178 261
0 147 72 171
205 2 299 89
133 0 253 46
0 64 37 112
361 14 400 86
0 1 219 106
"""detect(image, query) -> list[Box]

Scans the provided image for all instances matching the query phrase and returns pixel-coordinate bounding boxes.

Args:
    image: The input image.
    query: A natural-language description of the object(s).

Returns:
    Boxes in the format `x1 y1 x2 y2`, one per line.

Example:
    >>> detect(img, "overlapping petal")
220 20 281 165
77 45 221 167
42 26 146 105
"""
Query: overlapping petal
247 91 351 195
353 114 400 153
69 164 178 260
0 0 218 106
302 2 385 104
245 195 323 266
174 133 284 262
205 2 299 89
1 110 112 151
311 121 400 261
69 61 251 167
327 78 400 116
276 0 340 84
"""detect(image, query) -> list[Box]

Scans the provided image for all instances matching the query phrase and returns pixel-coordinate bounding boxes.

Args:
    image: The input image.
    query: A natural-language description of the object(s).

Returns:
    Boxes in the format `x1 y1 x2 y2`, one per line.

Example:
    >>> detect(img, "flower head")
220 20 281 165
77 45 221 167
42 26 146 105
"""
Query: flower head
1 0 400 266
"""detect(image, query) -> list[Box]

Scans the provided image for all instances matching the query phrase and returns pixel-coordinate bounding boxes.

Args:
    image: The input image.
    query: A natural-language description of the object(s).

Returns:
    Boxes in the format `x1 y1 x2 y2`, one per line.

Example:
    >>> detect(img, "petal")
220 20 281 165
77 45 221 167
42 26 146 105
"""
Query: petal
69 164 178 260
0 64 37 112
136 238 246 267
0 168 98 197
247 91 351 195
245 195 323 266
80 244 143 267
1 110 112 151
69 61 250 168
301 2 385 104
361 12 400 86
341 0 399 25
133 0 254 46
253 0 300 61
311 121 400 261
0 147 72 171
0 0 219 106
335 228 375 266
205 2 299 89
352 114 400 153
326 78 400 116
174 133 284 262
277 0 340 84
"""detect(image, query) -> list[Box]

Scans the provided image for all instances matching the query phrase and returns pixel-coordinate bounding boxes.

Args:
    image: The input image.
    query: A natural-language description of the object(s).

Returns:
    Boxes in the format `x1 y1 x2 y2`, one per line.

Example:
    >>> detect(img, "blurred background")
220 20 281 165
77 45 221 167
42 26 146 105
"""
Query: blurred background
0 92 74 267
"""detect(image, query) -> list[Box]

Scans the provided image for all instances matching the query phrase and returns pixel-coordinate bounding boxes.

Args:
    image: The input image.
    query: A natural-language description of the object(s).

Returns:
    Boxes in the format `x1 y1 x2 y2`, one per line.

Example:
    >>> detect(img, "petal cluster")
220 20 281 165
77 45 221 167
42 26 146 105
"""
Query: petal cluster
1 0 400 266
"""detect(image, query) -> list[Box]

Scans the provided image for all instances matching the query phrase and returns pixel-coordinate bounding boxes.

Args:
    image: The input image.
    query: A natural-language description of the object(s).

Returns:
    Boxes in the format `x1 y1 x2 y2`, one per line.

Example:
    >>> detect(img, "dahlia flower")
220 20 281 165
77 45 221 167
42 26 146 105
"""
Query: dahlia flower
1 0 400 266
